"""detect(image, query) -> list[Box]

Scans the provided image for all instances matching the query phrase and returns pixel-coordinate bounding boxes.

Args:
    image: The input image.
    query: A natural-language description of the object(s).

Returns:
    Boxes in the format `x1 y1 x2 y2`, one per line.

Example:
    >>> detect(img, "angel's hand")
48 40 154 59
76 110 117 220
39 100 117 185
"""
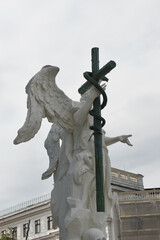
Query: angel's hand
119 135 133 146
90 83 106 99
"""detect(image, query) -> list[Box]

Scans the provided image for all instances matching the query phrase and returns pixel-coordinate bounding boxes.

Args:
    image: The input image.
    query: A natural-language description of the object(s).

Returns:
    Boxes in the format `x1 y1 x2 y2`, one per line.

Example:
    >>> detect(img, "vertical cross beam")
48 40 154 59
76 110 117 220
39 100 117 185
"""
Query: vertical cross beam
78 47 116 212
92 48 105 212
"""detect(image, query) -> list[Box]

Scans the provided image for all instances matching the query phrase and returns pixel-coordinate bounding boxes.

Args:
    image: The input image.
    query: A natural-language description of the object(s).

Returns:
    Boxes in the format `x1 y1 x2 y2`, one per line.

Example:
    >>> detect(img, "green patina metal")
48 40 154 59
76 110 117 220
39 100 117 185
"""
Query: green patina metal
78 47 116 212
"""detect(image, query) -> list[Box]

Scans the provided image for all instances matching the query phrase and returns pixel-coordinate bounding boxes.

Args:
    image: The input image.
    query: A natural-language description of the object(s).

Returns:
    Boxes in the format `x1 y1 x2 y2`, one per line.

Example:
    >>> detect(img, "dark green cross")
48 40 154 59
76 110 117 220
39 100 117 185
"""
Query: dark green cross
78 47 116 212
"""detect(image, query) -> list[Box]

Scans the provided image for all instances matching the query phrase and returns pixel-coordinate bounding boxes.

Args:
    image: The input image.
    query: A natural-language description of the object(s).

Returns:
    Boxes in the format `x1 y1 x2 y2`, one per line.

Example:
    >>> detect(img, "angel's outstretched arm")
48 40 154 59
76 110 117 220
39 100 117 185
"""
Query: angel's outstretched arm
74 84 106 126
105 134 132 147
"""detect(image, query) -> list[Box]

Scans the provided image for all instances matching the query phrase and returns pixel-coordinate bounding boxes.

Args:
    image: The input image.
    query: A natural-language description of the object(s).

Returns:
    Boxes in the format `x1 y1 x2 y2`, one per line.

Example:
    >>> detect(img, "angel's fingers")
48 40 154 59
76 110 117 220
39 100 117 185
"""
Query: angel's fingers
127 134 132 138
100 83 106 90
126 139 133 146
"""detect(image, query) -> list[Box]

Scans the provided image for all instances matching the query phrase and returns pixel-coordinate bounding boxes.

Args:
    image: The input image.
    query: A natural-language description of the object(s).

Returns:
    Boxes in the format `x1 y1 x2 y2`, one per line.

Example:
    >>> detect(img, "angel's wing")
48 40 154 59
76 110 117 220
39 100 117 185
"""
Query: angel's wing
14 65 77 144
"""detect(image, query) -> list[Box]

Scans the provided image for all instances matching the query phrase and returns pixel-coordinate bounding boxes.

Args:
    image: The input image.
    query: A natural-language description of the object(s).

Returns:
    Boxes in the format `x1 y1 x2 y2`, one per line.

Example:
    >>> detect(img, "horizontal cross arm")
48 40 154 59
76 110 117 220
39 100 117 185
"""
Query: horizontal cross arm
78 60 116 94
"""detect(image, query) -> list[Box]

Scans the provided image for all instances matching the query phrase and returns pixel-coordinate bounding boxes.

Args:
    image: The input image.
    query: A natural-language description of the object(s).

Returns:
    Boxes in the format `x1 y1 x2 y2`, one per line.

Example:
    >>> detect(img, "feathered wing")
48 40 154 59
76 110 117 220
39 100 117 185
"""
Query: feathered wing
14 81 45 144
14 65 76 144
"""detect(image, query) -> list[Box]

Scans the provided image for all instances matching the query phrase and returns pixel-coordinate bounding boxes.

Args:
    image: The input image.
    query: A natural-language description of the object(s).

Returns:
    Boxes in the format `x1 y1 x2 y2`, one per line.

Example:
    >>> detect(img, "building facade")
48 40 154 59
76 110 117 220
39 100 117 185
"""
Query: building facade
119 189 160 240
0 168 144 240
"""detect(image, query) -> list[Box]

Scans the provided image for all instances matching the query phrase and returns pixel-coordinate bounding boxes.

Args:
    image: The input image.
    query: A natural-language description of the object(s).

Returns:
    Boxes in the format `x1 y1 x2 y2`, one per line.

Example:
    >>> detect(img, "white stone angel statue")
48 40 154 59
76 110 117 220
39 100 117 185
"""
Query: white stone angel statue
14 65 132 240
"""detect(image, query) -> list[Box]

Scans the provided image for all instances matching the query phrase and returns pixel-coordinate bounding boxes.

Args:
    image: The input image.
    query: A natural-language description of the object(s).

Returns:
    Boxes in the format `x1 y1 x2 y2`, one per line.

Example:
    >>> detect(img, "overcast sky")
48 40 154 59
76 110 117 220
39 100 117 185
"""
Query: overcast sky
0 0 160 211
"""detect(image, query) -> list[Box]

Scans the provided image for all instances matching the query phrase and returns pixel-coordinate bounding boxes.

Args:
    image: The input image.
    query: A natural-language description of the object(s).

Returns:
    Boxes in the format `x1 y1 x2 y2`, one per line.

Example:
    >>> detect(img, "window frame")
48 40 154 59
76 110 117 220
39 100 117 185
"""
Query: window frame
35 219 41 234
12 226 17 238
23 223 29 238
47 216 53 230
1 230 6 235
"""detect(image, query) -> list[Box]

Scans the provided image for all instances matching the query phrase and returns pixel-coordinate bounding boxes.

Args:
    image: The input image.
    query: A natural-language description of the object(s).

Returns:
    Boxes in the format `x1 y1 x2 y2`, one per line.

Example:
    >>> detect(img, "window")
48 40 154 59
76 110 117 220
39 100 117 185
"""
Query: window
12 227 17 238
120 174 128 180
35 219 41 234
23 223 29 237
112 171 118 178
130 176 137 183
47 216 53 230
1 230 6 235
